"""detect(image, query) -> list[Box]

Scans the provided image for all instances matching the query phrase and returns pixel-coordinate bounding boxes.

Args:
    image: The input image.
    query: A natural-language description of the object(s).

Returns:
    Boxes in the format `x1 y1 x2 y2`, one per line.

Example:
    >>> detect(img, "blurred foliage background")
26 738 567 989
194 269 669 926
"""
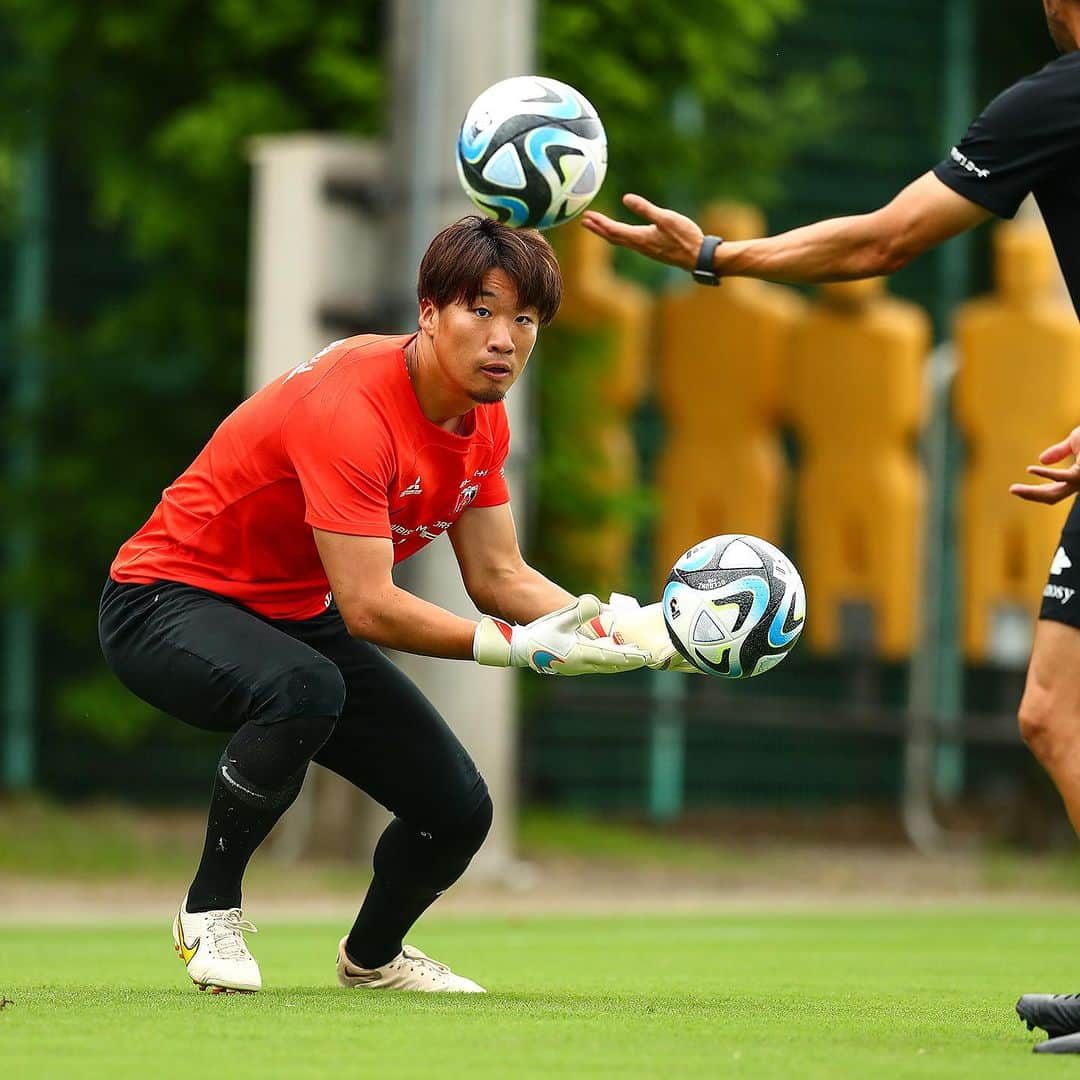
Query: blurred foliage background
0 0 852 748
0 0 1063 819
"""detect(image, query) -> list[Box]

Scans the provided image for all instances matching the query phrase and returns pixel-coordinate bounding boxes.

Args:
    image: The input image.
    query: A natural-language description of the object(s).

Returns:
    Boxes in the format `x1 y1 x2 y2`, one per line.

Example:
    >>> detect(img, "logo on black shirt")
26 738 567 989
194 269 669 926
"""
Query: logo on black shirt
949 146 990 179
1051 546 1073 576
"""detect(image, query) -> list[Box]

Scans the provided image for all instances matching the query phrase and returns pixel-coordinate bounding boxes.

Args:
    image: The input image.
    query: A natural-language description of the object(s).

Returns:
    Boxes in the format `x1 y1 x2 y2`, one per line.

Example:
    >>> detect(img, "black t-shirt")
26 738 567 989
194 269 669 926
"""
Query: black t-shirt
934 50 1080 314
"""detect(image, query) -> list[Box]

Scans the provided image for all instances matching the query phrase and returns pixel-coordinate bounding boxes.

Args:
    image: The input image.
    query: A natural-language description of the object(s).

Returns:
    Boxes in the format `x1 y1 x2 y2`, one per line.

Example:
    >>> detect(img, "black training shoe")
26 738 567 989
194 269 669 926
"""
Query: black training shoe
1035 1033 1080 1054
1017 994 1080 1038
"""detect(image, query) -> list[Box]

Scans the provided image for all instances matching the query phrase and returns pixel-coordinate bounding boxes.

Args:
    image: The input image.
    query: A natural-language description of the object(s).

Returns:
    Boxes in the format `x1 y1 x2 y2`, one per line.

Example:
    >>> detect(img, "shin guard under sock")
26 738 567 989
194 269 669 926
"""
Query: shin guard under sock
186 714 337 912
185 755 305 913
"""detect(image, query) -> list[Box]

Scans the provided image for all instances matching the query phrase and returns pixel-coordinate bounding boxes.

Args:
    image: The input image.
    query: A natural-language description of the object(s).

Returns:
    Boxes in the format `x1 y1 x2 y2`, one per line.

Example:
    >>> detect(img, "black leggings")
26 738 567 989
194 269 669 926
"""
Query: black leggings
98 577 489 841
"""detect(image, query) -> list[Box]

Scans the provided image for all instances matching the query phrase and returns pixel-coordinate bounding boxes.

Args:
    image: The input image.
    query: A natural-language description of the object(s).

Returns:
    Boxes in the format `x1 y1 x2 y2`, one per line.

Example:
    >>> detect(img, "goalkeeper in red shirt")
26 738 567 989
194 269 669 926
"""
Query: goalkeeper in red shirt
99 216 651 995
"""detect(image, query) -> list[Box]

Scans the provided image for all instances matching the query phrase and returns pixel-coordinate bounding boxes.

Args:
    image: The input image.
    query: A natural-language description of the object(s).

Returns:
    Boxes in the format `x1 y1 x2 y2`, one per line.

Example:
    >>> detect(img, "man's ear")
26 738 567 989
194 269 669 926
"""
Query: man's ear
417 298 438 335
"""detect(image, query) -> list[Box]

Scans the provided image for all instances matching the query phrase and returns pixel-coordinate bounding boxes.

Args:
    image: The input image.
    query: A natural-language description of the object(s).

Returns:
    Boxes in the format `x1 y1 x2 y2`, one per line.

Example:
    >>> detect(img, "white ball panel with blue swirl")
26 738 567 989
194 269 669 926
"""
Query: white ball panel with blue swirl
663 535 806 678
456 75 607 230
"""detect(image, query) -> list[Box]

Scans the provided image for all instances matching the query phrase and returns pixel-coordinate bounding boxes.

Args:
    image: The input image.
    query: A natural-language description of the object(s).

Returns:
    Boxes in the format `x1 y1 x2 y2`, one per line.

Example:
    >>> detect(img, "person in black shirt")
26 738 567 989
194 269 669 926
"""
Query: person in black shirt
584 0 1080 1053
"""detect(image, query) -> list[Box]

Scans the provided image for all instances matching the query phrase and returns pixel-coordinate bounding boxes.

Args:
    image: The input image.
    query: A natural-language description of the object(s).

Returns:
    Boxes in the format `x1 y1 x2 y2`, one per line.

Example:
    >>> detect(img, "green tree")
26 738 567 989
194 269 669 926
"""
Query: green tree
541 0 861 261
0 0 385 746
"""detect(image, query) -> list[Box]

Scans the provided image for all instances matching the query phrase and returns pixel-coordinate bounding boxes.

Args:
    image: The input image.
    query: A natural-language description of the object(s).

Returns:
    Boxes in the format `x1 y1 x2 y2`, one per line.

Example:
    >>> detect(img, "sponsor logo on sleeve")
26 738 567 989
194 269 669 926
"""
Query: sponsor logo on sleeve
950 146 990 179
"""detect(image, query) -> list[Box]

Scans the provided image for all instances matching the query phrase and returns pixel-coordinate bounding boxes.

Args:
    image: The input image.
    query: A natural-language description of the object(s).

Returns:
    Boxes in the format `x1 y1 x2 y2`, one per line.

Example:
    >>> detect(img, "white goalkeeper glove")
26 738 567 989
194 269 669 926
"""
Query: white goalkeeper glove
473 594 648 675
584 593 703 674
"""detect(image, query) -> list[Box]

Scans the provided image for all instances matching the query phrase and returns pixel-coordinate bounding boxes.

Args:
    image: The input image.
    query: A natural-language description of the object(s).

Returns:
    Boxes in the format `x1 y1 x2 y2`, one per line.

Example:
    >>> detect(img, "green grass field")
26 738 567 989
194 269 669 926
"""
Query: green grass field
2 909 1076 1078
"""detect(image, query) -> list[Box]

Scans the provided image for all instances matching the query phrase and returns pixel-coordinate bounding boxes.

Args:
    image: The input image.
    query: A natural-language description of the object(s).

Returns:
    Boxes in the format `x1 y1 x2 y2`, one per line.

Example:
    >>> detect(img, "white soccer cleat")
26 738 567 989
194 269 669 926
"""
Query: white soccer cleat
172 901 262 993
336 939 486 993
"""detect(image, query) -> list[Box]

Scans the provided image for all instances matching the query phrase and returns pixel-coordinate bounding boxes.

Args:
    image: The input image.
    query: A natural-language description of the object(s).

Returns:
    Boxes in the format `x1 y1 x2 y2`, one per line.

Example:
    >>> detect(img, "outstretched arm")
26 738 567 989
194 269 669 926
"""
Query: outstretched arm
582 171 992 284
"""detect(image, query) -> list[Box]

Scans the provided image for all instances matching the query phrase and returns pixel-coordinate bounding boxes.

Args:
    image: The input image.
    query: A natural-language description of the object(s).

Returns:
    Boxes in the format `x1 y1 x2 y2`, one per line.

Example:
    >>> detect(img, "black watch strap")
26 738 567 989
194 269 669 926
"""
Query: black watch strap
692 235 723 286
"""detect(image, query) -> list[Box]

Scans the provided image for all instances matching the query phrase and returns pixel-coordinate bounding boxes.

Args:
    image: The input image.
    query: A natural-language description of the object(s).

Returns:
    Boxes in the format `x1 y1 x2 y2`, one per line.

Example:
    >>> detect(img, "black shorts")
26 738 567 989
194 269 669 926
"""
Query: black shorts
98 577 487 826
1040 496 1080 629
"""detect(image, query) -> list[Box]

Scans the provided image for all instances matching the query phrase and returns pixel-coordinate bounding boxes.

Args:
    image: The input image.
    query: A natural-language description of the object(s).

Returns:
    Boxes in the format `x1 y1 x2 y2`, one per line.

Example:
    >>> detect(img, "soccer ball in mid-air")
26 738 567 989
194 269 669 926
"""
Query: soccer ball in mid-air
456 75 607 230
663 535 806 679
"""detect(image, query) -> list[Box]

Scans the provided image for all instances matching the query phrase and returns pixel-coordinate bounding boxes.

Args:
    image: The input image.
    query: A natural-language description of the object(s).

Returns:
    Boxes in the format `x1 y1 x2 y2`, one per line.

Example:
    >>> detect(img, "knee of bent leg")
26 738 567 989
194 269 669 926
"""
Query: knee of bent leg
1018 685 1063 761
254 657 346 728
449 784 493 856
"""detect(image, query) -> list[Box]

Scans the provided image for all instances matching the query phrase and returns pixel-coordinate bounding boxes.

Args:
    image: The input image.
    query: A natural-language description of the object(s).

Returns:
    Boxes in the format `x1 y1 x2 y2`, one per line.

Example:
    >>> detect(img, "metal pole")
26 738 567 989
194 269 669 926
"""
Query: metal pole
904 344 956 851
386 0 536 881
937 0 976 334
902 0 976 845
932 0 976 799
3 130 49 791
647 674 686 820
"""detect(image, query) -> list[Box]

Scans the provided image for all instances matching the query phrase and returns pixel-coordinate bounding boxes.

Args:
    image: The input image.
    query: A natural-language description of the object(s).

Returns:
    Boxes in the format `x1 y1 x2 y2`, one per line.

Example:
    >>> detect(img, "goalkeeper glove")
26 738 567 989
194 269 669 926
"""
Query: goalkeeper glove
474 594 648 675
585 593 703 674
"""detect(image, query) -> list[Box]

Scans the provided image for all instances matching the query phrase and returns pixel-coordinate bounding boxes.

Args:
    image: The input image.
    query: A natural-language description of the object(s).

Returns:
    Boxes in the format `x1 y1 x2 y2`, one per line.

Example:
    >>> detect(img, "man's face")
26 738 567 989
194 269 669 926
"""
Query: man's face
1045 0 1077 53
418 268 540 406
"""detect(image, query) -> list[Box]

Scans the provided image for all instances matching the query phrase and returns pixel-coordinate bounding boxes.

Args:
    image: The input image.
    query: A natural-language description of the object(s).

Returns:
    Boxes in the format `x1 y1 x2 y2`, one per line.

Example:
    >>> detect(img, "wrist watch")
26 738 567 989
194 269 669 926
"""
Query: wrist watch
692 234 724 286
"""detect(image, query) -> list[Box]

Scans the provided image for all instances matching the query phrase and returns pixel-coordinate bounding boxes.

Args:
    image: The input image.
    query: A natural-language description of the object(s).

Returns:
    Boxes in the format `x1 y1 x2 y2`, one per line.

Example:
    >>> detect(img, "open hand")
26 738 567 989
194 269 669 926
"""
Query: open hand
1010 426 1080 505
474 595 648 675
582 194 703 271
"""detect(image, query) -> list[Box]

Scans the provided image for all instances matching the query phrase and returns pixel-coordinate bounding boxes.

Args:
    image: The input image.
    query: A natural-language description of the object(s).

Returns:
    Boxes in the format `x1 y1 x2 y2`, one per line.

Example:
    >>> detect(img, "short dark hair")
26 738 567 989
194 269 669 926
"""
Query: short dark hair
417 215 562 325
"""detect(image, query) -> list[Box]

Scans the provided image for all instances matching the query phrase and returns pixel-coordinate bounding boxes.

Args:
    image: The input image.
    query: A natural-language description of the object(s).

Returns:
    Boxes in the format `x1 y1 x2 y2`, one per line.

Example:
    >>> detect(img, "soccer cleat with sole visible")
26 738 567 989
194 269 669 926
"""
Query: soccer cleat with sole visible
1017 994 1080 1038
173 901 261 993
336 939 485 993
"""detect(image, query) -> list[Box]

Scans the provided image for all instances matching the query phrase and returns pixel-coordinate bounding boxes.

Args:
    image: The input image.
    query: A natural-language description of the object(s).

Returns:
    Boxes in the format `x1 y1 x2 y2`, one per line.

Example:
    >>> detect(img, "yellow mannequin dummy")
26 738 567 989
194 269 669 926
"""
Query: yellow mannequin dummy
655 203 805 581
549 222 650 594
788 276 930 657
955 221 1080 659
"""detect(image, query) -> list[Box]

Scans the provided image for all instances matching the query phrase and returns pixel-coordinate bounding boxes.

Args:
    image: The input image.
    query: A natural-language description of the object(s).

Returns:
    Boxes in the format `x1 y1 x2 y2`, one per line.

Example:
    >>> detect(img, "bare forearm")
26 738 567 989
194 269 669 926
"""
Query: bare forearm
342 584 477 660
476 564 574 625
583 174 988 287
715 213 902 284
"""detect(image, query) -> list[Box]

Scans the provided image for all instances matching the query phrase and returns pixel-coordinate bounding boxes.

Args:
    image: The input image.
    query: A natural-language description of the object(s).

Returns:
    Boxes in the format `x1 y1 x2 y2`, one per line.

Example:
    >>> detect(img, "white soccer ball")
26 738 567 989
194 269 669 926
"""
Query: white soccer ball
456 75 607 230
663 535 806 679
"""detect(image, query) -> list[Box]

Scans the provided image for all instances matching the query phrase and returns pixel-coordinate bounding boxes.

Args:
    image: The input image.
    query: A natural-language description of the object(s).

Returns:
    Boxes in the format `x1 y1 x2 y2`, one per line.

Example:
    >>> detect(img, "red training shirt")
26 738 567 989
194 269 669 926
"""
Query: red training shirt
110 333 512 619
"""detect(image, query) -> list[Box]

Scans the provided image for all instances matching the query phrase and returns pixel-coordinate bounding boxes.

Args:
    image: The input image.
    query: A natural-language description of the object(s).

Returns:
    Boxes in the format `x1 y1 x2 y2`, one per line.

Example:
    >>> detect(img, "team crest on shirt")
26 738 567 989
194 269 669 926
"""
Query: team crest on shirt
455 483 481 515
